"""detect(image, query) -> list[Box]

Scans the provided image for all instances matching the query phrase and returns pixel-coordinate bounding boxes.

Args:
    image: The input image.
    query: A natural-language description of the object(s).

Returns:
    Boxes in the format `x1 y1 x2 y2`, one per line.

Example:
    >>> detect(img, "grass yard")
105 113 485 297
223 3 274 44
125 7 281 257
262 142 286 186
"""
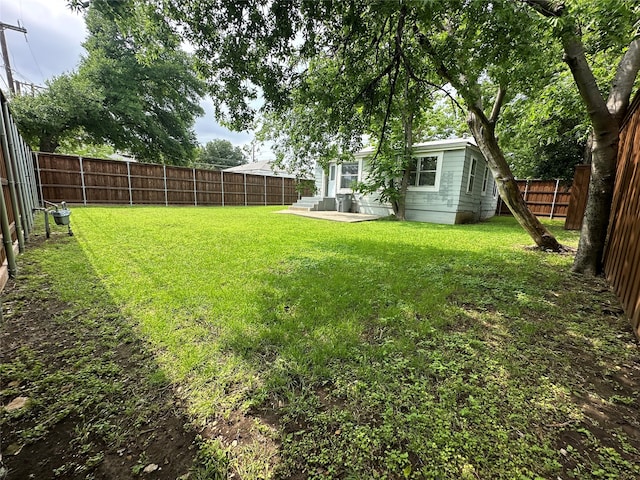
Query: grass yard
2 206 639 479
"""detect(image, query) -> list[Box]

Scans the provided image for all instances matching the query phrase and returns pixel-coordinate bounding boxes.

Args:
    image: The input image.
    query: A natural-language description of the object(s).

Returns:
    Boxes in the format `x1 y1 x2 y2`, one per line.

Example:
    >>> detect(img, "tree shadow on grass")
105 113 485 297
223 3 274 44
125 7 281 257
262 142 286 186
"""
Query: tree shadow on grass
219 235 640 479
0 231 203 480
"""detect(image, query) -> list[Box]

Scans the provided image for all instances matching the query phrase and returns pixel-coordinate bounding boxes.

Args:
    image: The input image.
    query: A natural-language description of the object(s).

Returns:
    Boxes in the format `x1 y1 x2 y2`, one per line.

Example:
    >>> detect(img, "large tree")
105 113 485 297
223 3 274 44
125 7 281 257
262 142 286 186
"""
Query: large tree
10 73 104 153
194 139 247 169
524 0 640 274
12 5 205 165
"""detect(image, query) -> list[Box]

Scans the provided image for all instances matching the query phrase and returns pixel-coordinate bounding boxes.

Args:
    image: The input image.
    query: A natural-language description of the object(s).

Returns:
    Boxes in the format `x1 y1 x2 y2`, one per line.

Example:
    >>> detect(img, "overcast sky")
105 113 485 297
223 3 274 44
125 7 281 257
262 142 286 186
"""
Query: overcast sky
0 0 267 155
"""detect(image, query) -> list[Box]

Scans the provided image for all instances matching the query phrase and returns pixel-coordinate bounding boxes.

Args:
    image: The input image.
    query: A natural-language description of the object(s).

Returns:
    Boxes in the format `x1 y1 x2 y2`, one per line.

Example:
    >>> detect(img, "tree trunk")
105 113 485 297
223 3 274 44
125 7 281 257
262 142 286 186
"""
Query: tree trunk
393 168 412 220
571 131 618 274
395 98 414 221
414 30 561 250
559 35 625 274
39 135 59 153
468 109 562 251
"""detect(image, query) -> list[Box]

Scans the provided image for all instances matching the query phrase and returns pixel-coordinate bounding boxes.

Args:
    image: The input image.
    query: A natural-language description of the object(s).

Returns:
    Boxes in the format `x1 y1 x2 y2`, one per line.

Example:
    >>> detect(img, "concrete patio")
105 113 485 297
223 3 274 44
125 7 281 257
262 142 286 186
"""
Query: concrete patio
274 209 381 223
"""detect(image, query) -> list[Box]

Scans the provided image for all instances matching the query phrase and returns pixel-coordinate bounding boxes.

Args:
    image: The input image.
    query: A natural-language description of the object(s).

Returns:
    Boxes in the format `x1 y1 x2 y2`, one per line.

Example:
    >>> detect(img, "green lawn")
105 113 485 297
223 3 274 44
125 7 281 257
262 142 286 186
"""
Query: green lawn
23 206 640 478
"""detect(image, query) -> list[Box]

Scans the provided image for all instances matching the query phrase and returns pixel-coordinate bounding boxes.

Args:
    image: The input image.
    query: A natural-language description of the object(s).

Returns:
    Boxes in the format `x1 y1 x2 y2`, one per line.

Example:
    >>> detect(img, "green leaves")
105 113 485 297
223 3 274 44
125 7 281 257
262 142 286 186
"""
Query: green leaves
13 3 205 165
195 140 246 169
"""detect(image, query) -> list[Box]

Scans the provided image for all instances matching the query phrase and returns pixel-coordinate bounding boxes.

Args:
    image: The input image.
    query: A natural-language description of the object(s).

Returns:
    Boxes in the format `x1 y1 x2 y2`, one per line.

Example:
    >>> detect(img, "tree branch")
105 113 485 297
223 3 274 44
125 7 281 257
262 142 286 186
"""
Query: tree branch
525 0 614 132
607 37 640 122
350 59 397 106
350 8 406 108
522 0 565 18
562 35 613 133
399 49 465 112
489 85 507 124
412 21 485 119
371 59 401 162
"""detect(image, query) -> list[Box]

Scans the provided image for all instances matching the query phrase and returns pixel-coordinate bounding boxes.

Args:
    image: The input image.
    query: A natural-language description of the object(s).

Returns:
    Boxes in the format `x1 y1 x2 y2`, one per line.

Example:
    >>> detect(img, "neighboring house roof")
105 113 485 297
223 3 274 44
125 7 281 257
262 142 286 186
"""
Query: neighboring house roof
224 159 296 178
108 152 138 162
355 137 479 157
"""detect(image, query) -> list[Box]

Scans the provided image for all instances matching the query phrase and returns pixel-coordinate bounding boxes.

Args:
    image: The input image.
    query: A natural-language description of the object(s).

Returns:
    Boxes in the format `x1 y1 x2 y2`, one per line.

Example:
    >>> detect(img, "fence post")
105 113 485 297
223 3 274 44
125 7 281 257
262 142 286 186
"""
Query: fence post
244 173 247 206
523 180 529 202
221 170 225 207
126 161 133 206
550 178 560 219
264 175 267 206
282 176 285 205
79 157 87 205
163 165 168 206
10 124 31 235
27 149 38 208
193 167 198 206
18 135 34 231
35 152 43 207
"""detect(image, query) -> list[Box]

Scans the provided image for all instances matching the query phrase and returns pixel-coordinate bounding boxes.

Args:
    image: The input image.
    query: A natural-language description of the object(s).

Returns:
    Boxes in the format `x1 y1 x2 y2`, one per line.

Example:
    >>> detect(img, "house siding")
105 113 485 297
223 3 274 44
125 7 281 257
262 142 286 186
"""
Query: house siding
402 149 466 224
454 148 498 223
314 164 324 195
356 192 394 216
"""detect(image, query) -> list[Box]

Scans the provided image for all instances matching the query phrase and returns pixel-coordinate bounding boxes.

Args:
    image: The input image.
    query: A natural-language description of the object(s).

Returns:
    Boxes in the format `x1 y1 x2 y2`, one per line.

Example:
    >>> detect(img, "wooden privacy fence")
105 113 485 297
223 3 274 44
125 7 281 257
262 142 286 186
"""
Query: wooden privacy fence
35 153 302 207
603 92 640 338
563 165 591 230
495 178 572 219
0 91 39 290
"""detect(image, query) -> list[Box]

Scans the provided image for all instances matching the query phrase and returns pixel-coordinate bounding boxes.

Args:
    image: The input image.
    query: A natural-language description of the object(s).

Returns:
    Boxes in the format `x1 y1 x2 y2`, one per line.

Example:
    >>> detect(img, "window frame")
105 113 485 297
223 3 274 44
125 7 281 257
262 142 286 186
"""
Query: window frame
338 161 360 190
407 152 444 192
481 165 489 196
466 157 478 194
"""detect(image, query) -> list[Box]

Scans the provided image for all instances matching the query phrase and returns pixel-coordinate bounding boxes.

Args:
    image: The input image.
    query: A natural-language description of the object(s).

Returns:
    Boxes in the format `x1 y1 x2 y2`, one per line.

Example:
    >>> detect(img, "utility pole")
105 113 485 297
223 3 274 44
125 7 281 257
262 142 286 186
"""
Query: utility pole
0 22 27 95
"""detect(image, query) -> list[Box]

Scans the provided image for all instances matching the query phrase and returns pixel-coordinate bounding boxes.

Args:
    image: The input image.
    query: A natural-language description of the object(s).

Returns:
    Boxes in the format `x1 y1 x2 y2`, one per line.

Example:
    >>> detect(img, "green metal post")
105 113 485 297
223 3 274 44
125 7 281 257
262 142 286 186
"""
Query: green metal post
5 109 29 241
0 100 24 251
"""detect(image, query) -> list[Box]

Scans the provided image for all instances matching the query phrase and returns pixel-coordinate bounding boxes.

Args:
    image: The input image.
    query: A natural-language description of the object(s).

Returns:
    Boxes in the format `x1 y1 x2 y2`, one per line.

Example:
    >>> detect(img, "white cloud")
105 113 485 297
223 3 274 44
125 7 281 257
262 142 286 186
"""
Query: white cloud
0 0 263 154
0 0 86 86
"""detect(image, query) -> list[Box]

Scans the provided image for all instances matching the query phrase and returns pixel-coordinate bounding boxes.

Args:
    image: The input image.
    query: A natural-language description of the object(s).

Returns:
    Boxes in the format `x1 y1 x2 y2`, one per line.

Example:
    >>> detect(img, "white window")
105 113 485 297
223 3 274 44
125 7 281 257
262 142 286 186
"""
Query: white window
481 166 489 195
340 162 359 189
467 157 477 193
408 153 442 191
492 182 498 199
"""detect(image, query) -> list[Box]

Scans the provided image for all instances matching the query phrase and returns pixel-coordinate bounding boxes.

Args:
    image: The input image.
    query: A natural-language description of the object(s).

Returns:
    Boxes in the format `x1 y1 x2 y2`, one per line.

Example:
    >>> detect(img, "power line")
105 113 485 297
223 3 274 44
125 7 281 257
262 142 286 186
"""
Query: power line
22 25 45 81
0 21 27 95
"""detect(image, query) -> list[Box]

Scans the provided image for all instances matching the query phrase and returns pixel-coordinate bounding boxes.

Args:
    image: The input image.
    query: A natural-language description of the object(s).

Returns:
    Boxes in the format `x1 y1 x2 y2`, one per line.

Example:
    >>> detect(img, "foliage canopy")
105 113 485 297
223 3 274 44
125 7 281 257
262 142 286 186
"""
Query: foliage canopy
12 5 205 165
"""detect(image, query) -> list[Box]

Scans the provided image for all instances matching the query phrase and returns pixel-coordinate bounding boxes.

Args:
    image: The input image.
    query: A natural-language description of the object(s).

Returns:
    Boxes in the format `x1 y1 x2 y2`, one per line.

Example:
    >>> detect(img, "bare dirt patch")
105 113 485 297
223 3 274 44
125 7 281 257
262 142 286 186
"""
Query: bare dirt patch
0 235 200 480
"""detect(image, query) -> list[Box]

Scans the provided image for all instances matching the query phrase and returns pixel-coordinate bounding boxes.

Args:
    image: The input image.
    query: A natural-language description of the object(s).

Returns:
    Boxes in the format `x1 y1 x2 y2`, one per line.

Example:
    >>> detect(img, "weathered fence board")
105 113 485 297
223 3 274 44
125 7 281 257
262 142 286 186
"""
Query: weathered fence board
564 165 591 230
604 92 640 338
34 153 303 208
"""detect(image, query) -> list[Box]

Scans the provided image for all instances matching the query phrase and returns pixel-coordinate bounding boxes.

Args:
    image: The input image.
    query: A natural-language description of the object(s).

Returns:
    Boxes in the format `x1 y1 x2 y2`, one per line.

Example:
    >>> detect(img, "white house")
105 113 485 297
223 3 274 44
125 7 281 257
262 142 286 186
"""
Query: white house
292 138 499 224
